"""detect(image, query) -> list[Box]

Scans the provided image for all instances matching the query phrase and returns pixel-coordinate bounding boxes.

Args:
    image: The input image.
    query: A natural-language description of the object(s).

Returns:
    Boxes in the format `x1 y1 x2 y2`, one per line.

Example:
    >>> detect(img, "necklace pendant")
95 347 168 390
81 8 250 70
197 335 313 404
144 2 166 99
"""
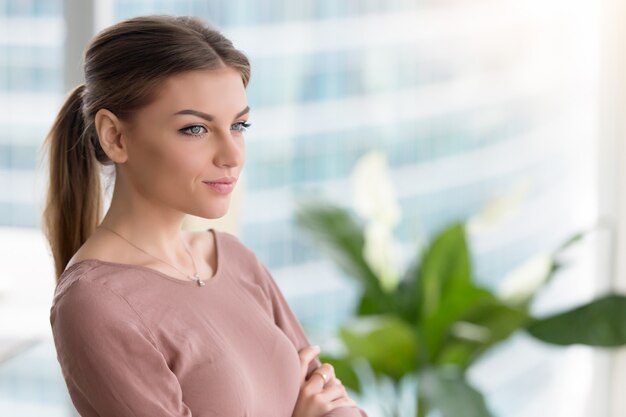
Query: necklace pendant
193 272 205 287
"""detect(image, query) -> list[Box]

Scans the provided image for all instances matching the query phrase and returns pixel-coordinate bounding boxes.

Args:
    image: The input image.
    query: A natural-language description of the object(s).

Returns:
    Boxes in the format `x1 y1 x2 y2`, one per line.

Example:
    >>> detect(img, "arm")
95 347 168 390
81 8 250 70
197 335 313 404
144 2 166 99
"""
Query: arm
50 280 192 417
254 257 369 417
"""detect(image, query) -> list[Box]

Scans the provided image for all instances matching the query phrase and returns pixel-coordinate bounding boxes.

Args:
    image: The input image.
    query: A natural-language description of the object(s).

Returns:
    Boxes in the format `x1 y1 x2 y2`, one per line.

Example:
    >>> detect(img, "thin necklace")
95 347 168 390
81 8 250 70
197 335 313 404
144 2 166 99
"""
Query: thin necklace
96 225 206 287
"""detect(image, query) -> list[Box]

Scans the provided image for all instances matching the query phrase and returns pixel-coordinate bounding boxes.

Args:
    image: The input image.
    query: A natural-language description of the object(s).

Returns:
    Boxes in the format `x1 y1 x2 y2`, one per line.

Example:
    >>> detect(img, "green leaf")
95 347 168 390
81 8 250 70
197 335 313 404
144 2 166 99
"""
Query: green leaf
436 300 530 368
423 286 495 362
356 292 383 316
412 222 485 363
392 257 420 323
317 354 362 394
293 197 392 313
539 230 586 286
419 366 494 417
555 231 585 253
339 315 418 381
418 223 472 321
432 341 478 367
526 294 626 346
520 231 585 309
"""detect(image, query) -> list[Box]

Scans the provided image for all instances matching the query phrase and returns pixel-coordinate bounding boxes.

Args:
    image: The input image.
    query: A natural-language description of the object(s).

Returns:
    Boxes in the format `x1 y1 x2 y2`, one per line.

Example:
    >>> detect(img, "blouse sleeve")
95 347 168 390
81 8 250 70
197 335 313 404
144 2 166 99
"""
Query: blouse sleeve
255 258 369 417
50 280 192 417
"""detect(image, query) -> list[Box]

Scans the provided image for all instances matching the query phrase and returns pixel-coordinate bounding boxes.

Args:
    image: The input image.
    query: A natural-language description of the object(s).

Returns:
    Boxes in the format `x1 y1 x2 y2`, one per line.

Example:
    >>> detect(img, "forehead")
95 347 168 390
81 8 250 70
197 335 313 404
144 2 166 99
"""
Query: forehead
146 67 247 118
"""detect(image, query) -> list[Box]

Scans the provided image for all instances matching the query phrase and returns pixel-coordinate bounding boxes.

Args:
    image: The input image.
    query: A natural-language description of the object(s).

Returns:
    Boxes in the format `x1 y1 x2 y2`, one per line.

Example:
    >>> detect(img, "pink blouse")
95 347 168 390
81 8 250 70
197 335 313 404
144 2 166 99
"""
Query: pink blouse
50 228 369 417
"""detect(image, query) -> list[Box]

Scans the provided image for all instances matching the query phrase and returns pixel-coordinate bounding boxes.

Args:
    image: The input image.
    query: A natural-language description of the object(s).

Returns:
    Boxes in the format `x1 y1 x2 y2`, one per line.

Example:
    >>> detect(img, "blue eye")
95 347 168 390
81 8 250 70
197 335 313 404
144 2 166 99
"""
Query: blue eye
232 121 252 132
180 125 207 137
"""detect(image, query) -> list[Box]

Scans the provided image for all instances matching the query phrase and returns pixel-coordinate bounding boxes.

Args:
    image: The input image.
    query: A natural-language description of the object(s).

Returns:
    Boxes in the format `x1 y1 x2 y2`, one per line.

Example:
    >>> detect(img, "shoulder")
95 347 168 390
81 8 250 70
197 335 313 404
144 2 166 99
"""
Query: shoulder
50 264 158 339
184 228 249 256
205 228 260 265
54 260 107 303
207 229 274 285
50 274 161 367
51 262 151 335
52 265 136 319
50 271 153 346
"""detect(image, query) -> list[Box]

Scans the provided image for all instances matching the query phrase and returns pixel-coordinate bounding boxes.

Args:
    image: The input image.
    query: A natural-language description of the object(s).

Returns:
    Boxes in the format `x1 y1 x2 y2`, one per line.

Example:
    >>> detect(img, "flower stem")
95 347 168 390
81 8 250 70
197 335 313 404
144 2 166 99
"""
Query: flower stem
416 392 429 417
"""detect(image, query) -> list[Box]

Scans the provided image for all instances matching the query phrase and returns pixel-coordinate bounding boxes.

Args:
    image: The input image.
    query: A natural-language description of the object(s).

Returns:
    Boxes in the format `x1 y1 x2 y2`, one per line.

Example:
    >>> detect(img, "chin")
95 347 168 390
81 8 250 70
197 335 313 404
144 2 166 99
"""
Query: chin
191 206 230 220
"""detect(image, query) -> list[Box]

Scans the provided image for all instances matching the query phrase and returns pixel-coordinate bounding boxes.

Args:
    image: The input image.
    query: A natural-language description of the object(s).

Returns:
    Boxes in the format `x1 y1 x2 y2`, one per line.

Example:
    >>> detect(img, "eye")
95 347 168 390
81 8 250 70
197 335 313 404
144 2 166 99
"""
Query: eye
179 125 207 137
232 121 252 133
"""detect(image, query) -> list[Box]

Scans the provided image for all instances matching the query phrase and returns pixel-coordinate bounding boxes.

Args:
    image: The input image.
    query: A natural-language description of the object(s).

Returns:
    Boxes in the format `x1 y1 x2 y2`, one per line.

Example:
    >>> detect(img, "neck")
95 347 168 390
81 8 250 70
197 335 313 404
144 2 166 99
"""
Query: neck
98 186 191 265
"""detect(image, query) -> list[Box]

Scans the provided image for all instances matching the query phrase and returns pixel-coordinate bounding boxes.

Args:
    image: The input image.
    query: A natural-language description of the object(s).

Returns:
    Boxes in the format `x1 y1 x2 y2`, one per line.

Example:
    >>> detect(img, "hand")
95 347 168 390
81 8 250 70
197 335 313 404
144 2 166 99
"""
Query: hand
292 345 357 417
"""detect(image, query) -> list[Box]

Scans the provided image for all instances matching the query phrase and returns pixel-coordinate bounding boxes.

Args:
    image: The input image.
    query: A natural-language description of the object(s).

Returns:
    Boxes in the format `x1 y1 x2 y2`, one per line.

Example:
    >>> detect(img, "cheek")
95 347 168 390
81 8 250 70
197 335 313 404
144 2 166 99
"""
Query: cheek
129 135 198 190
155 146 203 186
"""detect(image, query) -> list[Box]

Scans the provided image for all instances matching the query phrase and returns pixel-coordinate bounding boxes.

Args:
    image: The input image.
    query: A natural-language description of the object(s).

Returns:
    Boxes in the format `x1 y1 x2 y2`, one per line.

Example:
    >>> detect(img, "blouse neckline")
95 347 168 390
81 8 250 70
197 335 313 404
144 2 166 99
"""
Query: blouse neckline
60 228 222 287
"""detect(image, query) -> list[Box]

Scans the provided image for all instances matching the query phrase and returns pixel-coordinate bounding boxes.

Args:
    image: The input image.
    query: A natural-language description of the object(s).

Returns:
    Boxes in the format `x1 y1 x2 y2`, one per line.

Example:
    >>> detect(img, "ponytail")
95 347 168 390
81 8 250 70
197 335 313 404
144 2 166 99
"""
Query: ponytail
40 84 103 282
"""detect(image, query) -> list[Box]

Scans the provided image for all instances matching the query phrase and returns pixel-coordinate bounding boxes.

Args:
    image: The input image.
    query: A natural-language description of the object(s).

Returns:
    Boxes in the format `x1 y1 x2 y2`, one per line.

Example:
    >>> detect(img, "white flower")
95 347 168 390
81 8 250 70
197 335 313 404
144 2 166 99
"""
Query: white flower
468 178 532 234
450 321 491 343
349 150 402 292
497 254 553 305
363 221 402 292
350 150 401 226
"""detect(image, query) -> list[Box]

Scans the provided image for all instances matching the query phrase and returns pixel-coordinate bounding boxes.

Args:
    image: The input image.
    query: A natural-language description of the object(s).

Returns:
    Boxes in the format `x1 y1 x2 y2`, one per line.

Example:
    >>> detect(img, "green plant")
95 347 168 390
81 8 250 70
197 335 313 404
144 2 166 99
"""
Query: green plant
291 151 622 417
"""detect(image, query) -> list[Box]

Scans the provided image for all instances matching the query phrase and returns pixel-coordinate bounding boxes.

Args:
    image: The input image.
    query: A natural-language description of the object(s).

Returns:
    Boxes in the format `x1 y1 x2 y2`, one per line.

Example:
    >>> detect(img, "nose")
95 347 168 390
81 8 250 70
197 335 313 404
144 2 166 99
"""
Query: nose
213 128 244 168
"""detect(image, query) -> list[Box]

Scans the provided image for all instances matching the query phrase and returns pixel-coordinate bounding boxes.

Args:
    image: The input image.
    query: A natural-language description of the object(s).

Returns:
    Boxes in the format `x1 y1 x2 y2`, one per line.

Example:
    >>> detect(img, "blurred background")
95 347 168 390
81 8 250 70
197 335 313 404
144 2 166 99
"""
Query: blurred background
1 0 626 416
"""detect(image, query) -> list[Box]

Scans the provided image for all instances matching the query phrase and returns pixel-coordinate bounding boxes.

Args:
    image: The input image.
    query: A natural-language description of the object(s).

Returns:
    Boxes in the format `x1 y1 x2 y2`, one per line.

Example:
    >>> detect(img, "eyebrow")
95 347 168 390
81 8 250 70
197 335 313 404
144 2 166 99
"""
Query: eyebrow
172 105 250 122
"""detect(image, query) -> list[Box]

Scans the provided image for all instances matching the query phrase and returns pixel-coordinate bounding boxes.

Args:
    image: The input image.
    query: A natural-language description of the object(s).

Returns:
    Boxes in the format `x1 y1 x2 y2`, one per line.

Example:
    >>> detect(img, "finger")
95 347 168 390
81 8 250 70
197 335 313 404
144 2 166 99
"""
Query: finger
322 363 336 385
326 377 341 387
316 383 347 402
302 348 321 383
307 363 336 387
330 396 358 408
298 346 320 383
311 371 326 386
303 369 330 394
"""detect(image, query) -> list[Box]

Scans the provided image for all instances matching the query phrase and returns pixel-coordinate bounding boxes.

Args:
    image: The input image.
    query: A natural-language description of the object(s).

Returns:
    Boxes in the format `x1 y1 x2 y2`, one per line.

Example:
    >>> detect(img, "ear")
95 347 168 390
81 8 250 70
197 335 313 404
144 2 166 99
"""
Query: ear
94 108 128 163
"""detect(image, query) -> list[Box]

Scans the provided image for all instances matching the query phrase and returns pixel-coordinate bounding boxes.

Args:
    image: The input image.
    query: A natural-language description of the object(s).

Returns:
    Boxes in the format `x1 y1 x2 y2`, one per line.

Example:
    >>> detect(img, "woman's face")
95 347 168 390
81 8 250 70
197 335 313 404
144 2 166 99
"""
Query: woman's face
119 66 249 219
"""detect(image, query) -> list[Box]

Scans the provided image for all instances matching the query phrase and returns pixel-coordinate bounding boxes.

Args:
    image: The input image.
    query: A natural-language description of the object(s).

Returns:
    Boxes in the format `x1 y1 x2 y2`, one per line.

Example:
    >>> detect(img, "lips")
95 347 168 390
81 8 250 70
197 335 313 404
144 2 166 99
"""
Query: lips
203 176 237 184
203 180 235 194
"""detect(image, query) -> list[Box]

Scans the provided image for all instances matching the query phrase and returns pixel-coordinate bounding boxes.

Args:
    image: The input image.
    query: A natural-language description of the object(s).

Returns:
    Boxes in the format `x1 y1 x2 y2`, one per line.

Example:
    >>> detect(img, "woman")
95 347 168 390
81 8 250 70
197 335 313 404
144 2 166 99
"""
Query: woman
42 14 368 417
